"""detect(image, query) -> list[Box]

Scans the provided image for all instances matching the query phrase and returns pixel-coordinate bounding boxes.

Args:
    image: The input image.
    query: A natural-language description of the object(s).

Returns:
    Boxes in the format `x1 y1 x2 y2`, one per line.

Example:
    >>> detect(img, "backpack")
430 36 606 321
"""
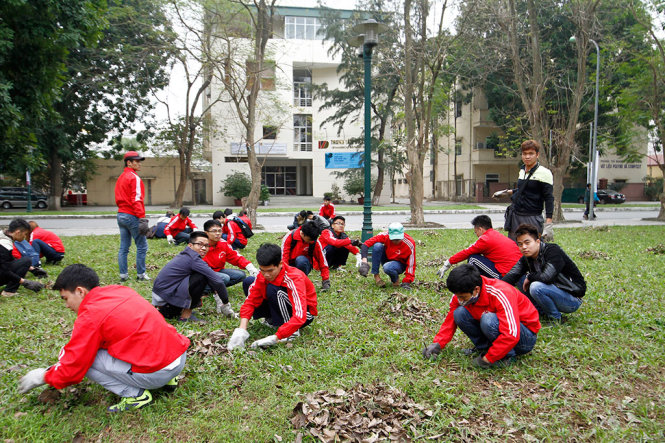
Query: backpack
309 215 330 234
231 216 254 238
288 230 315 265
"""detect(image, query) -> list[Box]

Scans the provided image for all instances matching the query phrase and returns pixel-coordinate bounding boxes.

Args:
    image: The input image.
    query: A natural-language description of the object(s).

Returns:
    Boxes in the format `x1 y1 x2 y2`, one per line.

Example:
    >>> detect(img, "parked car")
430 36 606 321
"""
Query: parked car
0 187 49 209
596 189 625 204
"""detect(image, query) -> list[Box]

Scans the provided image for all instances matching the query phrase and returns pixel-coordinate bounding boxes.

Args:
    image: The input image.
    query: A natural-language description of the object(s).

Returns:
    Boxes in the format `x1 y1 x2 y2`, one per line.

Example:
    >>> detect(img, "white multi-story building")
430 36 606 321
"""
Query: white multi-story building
207 5 367 205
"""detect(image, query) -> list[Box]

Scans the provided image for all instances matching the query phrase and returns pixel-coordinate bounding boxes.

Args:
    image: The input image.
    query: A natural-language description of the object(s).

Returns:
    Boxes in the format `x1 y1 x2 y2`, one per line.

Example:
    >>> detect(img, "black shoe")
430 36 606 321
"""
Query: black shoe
31 267 48 278
46 257 63 265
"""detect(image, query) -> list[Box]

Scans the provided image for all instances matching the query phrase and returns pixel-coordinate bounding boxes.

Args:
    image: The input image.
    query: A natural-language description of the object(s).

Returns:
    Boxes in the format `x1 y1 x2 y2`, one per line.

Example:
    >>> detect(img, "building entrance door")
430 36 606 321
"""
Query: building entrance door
262 166 297 195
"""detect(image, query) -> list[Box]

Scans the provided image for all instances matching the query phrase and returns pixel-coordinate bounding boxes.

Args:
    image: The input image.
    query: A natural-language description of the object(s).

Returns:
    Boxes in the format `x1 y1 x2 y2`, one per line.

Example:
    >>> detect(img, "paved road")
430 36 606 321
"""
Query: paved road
25 208 663 237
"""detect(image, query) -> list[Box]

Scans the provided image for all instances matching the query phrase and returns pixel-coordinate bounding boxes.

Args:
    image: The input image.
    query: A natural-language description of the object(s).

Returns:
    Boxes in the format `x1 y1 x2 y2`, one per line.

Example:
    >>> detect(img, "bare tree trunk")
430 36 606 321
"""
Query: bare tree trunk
551 165 565 221
49 150 62 211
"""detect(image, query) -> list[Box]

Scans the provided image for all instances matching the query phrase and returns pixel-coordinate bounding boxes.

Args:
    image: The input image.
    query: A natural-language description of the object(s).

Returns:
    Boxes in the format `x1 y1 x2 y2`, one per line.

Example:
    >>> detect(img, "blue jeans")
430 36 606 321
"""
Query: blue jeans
371 243 406 283
293 255 312 276
117 212 148 276
174 231 190 245
453 308 537 358
32 239 64 263
528 281 583 320
468 254 501 279
218 268 246 287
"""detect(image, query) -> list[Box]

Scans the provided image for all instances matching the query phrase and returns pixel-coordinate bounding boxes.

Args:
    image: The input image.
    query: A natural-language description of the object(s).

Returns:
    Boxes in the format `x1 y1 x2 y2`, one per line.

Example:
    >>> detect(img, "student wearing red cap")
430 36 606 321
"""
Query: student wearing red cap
115 151 150 282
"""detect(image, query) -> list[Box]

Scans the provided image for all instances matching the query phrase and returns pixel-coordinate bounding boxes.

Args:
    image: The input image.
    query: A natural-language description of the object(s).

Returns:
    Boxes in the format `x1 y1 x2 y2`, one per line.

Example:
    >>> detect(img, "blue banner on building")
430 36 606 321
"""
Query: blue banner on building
324 152 363 169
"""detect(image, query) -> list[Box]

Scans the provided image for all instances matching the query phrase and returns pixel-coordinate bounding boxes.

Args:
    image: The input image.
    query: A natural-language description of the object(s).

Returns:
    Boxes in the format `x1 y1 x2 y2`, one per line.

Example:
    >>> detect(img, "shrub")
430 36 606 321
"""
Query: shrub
221 172 252 200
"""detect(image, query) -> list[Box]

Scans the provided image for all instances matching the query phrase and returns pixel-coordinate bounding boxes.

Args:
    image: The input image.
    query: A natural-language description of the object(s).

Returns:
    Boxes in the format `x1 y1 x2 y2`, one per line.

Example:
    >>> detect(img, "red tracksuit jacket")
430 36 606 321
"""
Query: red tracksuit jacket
363 232 417 283
114 167 145 218
44 285 190 389
240 264 318 339
319 203 335 219
30 227 65 253
203 239 250 271
318 228 359 254
223 218 247 247
433 276 541 363
163 216 197 237
281 227 329 280
448 228 521 275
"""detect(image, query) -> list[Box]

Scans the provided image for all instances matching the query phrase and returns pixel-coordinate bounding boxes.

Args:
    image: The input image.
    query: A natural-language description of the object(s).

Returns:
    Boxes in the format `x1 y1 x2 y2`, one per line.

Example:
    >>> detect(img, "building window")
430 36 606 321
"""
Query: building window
455 100 462 118
294 114 312 151
246 60 276 91
455 140 462 156
262 166 297 195
285 16 322 40
263 125 278 139
293 69 312 107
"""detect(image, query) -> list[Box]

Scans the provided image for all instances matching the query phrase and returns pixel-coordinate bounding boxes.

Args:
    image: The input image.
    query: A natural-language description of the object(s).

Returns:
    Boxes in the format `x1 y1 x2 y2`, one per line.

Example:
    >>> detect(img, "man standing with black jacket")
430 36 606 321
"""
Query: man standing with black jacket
502 224 586 323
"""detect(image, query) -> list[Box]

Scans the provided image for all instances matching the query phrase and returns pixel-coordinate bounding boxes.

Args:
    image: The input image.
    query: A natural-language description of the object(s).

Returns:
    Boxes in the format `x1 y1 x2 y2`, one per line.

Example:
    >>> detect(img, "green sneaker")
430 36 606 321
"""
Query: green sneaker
107 390 153 412
162 377 178 392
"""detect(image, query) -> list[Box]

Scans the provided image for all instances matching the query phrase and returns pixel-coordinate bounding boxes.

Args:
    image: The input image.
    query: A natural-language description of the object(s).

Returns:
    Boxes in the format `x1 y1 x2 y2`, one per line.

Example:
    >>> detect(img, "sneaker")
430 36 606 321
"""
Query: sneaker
1 291 17 297
31 267 48 278
136 273 151 281
259 318 278 329
279 329 300 343
375 279 386 288
162 377 178 393
179 313 206 324
119 274 129 282
107 390 153 412
46 257 63 265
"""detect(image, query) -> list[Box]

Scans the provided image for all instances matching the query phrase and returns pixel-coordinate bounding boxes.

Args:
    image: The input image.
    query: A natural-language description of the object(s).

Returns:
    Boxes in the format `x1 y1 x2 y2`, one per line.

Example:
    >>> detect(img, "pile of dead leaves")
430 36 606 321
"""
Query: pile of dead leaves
422 257 446 267
578 250 611 260
412 280 447 292
186 329 229 356
291 383 433 442
646 244 665 255
380 292 440 325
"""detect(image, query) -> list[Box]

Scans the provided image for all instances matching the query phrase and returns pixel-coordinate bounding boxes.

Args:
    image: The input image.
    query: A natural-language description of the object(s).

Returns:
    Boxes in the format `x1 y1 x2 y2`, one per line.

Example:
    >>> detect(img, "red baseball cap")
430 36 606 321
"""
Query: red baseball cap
123 151 145 161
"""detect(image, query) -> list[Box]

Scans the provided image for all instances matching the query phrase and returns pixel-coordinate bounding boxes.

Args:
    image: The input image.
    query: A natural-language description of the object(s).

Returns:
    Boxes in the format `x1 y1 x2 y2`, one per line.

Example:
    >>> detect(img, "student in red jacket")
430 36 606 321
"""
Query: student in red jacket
115 151 149 281
28 221 65 265
227 243 318 350
18 264 190 412
359 222 416 290
319 215 361 269
423 264 540 368
281 221 330 291
437 215 521 279
165 207 198 245
203 219 258 288
318 196 335 221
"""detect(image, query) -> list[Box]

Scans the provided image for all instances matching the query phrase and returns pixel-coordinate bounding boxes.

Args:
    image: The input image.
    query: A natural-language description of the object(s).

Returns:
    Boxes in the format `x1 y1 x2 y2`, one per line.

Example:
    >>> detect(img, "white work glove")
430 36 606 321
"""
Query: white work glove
250 334 278 349
18 368 47 394
166 235 175 245
219 302 235 318
542 222 554 242
355 253 362 268
437 260 451 279
227 328 250 351
245 263 258 277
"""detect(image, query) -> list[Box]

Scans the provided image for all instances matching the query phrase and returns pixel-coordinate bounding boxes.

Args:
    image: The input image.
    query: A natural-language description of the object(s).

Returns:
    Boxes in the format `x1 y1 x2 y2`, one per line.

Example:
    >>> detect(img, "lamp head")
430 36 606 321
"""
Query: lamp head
569 35 577 44
351 19 387 47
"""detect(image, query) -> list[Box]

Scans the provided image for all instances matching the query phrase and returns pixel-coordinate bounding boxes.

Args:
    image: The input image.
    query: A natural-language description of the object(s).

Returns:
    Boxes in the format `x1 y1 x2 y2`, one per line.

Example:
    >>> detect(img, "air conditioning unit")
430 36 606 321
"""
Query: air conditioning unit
476 142 485 149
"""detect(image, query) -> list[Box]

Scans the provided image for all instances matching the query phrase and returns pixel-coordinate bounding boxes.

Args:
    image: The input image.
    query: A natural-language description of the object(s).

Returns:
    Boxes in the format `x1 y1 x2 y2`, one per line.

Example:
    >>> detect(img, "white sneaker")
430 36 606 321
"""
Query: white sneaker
136 273 151 281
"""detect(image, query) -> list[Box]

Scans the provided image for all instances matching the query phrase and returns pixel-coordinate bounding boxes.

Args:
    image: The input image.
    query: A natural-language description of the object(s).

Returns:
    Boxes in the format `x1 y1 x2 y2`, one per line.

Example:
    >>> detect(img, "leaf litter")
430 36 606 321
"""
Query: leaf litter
578 250 611 260
186 329 229 356
380 292 440 324
291 382 433 442
645 244 665 255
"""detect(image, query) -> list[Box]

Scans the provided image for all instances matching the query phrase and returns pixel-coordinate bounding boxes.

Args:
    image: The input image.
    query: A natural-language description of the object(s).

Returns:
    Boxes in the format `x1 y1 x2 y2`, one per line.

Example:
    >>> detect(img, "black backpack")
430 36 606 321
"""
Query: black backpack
232 217 254 238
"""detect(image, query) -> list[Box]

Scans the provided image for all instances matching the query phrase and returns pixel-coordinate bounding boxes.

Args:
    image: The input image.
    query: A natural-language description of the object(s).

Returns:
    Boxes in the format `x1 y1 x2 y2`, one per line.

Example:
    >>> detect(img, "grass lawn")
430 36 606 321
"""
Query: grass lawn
1 226 664 440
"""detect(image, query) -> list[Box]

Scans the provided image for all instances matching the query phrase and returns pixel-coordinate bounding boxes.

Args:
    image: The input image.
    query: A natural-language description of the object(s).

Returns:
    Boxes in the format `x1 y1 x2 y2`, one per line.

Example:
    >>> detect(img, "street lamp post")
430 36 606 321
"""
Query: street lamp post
570 35 600 220
349 19 385 242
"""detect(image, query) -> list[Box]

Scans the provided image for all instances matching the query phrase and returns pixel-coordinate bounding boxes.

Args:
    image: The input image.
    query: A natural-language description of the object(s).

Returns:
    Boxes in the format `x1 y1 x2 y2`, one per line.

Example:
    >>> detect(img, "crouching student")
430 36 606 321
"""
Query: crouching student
227 243 318 350
282 221 330 291
320 215 362 270
423 264 540 368
502 223 586 323
203 219 258 289
18 264 190 412
359 222 416 290
152 231 234 323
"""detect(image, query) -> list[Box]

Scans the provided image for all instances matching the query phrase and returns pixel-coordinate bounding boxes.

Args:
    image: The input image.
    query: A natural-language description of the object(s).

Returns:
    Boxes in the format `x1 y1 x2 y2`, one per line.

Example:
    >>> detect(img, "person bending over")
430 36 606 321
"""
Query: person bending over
28 221 65 265
18 264 189 412
227 243 318 350
423 264 540 368
281 220 330 291
437 215 521 279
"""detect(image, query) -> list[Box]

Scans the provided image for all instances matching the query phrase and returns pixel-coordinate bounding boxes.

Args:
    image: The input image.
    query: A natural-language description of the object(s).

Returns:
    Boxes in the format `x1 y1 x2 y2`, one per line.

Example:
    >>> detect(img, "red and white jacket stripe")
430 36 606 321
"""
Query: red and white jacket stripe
363 232 417 283
433 276 541 363
318 229 359 254
448 228 521 275
239 263 318 339
114 167 145 218
163 216 197 237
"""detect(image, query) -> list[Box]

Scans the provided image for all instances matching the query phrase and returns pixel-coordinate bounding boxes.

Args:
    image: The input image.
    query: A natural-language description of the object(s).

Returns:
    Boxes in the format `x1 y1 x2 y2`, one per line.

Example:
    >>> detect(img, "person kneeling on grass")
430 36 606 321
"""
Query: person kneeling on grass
227 243 318 351
358 222 416 290
18 264 190 412
281 220 330 291
502 223 586 324
423 264 540 368
1 218 45 297
152 231 234 323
